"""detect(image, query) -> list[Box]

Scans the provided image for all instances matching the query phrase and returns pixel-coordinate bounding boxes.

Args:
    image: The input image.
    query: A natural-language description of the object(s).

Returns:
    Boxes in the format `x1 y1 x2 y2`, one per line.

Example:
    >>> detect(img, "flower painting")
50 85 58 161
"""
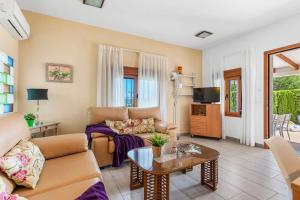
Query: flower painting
46 63 73 83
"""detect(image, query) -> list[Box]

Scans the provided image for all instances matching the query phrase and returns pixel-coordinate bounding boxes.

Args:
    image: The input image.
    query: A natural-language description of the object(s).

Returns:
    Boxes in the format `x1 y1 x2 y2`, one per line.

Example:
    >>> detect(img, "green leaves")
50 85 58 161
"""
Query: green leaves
273 75 300 122
273 89 300 122
24 113 36 120
149 134 168 147
273 75 300 91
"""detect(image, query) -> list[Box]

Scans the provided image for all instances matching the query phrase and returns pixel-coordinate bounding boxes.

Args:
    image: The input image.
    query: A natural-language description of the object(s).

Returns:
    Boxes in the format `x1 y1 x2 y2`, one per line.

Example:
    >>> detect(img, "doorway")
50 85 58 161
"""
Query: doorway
264 43 300 147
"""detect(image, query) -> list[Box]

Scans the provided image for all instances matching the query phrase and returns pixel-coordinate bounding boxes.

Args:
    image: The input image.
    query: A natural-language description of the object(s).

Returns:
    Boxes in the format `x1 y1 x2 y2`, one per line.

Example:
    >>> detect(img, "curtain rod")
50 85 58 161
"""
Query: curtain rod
123 48 165 57
101 44 165 56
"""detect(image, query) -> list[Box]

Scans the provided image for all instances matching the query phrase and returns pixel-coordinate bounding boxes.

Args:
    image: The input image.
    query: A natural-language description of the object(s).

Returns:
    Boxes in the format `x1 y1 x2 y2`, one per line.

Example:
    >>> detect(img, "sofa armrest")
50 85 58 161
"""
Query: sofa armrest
155 120 176 133
155 120 177 141
30 133 88 160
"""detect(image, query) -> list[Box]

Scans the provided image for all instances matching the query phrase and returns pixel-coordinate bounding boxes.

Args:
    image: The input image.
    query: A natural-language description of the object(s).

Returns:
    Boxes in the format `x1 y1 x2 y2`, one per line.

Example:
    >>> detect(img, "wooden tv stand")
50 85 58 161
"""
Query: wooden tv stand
190 103 221 138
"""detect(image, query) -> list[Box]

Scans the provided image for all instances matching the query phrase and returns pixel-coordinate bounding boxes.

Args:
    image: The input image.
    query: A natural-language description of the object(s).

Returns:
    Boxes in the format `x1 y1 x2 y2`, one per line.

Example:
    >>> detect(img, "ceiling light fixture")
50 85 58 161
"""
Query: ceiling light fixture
83 0 105 8
195 31 213 39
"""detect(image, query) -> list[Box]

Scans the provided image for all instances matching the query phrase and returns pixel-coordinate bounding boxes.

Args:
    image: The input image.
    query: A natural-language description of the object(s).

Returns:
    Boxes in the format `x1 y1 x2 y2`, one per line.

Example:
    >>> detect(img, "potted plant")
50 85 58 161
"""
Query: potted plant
149 134 168 158
24 113 36 127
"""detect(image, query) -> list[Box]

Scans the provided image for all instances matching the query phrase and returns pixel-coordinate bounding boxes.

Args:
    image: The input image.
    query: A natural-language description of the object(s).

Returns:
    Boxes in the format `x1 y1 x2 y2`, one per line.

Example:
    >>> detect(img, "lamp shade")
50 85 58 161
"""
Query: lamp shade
27 89 48 100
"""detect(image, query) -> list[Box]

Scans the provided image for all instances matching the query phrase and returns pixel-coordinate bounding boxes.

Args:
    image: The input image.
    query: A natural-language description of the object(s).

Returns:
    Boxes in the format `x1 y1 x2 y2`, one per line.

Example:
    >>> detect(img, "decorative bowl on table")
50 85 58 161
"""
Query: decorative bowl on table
176 143 193 153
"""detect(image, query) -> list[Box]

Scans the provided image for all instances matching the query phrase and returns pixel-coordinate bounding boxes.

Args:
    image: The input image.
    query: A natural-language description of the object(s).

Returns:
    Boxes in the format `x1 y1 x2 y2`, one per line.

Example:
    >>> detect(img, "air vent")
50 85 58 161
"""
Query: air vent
195 31 213 39
8 19 22 38
83 0 105 8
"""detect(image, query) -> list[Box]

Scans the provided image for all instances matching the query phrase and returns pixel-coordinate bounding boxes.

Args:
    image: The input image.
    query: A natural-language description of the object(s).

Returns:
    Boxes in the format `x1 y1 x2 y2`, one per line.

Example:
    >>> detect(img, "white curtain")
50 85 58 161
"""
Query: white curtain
203 53 222 88
241 48 258 146
138 53 168 121
97 45 124 107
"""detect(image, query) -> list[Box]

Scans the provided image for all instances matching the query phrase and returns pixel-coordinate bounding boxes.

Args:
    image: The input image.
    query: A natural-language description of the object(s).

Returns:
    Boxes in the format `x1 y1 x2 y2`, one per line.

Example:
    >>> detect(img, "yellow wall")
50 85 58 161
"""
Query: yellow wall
0 26 19 111
19 11 202 134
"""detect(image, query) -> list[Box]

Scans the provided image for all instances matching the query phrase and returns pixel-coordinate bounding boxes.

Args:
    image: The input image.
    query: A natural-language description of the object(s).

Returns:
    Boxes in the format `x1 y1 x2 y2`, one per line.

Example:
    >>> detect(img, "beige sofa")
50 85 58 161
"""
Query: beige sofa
0 113 103 200
87 107 177 167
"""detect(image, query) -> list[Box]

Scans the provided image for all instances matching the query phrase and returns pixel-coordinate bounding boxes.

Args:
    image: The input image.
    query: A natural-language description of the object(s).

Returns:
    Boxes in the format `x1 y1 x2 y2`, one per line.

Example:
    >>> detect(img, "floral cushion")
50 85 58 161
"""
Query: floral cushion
105 120 133 134
0 140 45 189
0 177 27 200
132 118 155 134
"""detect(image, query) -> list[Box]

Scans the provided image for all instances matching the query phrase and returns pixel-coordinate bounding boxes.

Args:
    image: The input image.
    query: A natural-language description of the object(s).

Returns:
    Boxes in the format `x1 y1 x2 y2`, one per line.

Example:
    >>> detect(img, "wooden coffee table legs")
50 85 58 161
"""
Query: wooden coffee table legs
130 159 218 199
130 162 144 190
201 159 218 191
144 172 170 200
130 161 170 200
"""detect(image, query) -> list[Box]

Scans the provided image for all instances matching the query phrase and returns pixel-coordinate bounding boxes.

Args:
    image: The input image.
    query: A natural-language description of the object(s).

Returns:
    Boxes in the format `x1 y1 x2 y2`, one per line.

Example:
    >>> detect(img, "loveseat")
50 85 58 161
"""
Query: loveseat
87 107 177 167
0 113 103 200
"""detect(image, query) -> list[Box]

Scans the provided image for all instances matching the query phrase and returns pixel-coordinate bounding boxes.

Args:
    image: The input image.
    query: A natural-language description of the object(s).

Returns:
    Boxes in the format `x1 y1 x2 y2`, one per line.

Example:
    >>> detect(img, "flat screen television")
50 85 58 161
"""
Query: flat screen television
193 87 220 103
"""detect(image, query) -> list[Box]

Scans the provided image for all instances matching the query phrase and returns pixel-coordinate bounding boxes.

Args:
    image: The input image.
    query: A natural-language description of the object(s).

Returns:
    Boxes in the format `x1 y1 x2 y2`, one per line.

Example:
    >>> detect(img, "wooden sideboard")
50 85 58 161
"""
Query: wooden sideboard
190 103 221 138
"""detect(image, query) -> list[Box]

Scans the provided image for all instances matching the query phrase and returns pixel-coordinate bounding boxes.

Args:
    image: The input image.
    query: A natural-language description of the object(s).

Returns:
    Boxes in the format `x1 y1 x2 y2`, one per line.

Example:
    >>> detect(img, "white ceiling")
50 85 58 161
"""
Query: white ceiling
273 48 300 68
17 0 300 50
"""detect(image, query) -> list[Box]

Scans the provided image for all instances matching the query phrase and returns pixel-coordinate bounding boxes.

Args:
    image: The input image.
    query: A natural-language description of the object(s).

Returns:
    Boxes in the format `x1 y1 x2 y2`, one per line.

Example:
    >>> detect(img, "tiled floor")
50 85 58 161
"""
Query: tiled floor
101 136 290 200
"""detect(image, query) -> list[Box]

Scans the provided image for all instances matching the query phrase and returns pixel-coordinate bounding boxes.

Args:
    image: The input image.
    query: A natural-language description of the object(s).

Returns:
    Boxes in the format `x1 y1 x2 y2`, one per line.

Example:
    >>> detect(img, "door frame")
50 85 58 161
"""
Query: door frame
264 42 300 148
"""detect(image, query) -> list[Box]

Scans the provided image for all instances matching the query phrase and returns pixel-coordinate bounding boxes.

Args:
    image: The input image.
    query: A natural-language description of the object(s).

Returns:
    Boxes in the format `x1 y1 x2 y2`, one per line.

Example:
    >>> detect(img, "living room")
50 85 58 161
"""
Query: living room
1 0 300 200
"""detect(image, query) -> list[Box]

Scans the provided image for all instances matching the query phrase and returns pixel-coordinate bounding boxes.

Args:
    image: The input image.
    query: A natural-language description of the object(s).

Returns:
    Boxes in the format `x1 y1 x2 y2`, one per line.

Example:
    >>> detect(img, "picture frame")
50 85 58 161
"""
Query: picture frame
46 63 73 83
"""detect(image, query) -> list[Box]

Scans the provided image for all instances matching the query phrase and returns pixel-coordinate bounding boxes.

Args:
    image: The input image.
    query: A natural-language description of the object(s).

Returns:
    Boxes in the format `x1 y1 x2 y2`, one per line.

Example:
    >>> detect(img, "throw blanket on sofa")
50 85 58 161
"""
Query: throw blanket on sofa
85 123 144 167
76 182 109 200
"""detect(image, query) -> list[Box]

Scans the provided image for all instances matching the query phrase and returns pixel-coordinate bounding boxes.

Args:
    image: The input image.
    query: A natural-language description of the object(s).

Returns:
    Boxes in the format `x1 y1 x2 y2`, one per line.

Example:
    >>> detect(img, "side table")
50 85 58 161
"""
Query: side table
30 122 60 137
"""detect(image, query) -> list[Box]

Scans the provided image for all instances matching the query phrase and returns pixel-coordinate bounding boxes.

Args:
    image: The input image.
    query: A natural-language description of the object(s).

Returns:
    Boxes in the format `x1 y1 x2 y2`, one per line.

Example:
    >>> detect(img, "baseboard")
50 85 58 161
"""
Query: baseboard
178 132 190 136
225 136 264 148
177 132 190 139
255 143 264 148
225 136 240 143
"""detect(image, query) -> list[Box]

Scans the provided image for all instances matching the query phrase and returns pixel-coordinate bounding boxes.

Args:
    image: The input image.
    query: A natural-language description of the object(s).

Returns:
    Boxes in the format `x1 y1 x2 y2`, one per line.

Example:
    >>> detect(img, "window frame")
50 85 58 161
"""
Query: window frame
124 67 138 107
224 68 242 117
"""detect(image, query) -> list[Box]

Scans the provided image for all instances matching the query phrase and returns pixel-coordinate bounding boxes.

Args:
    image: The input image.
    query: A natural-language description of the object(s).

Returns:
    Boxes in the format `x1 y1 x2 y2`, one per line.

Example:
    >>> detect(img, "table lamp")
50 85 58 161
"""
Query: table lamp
27 88 48 125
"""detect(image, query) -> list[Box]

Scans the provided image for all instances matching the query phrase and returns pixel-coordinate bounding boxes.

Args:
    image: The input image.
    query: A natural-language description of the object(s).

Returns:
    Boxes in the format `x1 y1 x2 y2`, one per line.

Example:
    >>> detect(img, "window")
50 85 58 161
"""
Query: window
224 68 242 117
124 67 138 107
0 55 14 115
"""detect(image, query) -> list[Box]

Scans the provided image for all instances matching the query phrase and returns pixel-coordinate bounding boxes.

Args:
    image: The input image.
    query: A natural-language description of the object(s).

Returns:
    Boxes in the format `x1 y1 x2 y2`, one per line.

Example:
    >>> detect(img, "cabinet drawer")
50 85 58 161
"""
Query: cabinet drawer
191 115 207 123
191 122 207 130
191 128 208 136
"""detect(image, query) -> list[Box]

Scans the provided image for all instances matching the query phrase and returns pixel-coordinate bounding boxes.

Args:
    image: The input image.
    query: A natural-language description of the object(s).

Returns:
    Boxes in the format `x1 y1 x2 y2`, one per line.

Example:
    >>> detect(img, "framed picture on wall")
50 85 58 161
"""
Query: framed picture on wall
46 63 73 83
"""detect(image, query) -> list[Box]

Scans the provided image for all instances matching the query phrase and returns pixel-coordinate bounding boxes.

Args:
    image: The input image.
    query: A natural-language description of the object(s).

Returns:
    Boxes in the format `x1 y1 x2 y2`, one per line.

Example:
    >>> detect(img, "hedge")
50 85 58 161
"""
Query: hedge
273 89 300 122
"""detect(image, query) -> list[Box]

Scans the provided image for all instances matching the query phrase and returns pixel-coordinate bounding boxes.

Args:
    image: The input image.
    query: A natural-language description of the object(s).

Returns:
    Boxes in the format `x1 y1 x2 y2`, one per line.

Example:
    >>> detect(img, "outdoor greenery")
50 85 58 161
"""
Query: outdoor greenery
149 134 168 147
273 75 300 123
273 75 300 91
229 81 238 112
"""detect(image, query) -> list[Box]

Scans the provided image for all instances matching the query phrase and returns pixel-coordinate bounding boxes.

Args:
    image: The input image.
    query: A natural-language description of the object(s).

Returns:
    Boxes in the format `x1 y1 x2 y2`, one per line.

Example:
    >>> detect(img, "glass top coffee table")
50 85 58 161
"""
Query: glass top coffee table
127 141 220 200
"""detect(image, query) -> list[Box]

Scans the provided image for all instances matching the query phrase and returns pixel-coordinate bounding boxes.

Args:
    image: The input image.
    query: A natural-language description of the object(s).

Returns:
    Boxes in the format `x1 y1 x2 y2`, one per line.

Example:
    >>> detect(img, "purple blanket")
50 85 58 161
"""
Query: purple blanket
76 182 109 200
86 123 144 167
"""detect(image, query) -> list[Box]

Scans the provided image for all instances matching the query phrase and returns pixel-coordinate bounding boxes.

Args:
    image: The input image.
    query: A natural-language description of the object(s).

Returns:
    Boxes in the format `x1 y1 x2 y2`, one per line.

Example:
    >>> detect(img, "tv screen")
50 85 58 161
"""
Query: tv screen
193 87 220 103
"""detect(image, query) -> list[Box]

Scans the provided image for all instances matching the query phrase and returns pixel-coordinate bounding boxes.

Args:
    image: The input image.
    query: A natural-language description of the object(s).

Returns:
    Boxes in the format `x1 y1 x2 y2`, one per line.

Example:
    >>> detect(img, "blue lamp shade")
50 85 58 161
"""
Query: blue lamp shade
27 89 48 100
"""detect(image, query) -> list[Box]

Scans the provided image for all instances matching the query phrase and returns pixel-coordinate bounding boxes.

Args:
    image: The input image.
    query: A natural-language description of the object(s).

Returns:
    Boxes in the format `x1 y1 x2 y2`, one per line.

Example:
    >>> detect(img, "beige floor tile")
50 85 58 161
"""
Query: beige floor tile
230 192 257 200
101 136 290 200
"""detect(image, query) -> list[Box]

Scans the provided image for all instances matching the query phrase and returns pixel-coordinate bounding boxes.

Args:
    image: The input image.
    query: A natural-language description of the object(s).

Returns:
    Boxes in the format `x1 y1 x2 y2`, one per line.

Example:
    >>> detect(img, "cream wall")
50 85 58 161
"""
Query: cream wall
0 26 19 111
19 11 202 134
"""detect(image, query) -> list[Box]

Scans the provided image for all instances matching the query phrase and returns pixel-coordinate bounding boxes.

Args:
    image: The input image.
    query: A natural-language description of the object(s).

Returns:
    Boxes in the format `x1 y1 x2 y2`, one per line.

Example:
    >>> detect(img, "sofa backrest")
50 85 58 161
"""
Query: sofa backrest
128 107 161 120
0 113 31 157
87 107 129 125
